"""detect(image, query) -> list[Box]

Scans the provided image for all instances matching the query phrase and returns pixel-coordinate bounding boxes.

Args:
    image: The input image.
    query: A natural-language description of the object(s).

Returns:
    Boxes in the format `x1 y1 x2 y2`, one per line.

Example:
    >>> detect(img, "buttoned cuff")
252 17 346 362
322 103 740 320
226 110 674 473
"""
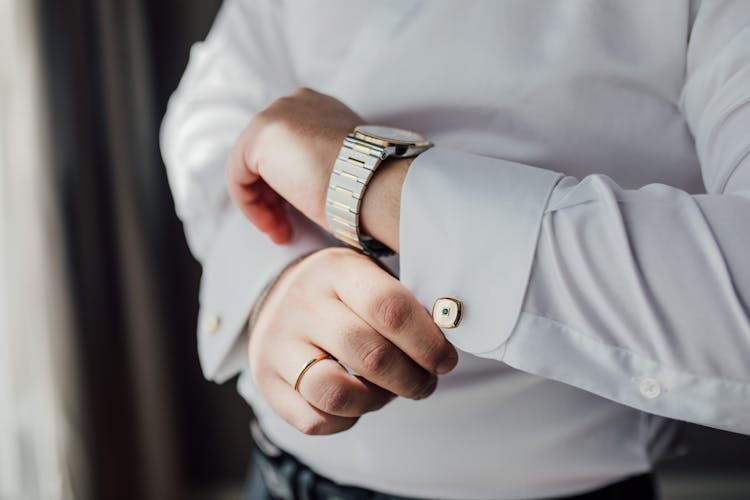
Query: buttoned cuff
399 147 562 355
198 206 331 383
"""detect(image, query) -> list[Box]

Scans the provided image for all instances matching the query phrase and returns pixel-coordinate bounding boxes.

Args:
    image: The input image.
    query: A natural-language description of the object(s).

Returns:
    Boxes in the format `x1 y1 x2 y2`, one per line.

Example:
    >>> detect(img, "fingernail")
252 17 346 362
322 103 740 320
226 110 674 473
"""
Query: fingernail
436 352 458 374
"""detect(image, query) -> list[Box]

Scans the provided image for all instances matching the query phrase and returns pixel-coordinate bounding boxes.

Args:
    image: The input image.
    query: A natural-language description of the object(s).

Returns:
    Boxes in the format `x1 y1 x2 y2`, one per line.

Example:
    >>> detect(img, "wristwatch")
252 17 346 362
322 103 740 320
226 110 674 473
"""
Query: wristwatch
325 125 432 256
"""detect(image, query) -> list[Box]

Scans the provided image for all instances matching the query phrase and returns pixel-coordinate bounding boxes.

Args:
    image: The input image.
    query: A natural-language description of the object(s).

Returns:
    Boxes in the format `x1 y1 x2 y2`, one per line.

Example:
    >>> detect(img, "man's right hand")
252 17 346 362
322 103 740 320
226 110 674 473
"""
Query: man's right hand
249 247 458 435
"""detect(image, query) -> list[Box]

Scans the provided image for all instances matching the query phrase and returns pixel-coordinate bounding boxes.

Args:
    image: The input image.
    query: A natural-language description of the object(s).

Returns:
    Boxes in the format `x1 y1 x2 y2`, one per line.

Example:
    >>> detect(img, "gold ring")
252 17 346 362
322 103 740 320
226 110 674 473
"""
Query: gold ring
293 353 332 392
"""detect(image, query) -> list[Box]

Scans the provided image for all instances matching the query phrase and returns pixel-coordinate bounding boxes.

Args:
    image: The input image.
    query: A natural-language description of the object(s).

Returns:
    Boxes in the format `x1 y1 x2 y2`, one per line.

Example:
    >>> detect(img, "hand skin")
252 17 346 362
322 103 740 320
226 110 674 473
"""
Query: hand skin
358 156 412 253
226 87 405 250
249 247 458 435
230 89 440 435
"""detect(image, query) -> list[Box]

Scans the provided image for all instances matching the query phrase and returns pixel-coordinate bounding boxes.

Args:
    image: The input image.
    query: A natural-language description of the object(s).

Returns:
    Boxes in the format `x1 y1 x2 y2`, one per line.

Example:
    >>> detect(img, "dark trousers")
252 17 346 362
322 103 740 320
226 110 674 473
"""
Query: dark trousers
242 447 657 500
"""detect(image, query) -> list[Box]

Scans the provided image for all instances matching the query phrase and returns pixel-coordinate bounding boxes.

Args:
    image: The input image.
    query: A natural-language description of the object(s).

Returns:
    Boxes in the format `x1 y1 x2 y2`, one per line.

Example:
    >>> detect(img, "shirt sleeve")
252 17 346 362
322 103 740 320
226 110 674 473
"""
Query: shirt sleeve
399 2 750 434
160 0 331 383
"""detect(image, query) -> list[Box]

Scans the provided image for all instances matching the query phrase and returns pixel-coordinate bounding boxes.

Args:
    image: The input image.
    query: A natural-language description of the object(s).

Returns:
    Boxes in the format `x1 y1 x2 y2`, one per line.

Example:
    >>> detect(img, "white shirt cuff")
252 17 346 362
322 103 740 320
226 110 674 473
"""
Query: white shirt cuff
400 148 561 355
399 147 562 355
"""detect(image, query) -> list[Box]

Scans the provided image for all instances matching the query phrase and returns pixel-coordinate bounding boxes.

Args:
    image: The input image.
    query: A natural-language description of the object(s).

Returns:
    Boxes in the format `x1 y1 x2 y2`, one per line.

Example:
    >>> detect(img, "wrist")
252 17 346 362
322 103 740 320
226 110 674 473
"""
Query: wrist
324 125 430 255
359 157 413 253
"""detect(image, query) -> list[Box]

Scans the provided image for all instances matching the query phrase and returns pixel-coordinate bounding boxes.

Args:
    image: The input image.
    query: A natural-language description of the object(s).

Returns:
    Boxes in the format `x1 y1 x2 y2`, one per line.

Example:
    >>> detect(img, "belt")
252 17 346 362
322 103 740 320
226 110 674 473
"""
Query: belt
249 419 655 500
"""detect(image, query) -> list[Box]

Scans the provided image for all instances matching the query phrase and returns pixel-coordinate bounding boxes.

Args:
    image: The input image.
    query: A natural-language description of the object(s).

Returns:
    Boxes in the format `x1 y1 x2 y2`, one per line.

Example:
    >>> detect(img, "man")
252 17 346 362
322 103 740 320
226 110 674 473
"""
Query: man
161 1 750 498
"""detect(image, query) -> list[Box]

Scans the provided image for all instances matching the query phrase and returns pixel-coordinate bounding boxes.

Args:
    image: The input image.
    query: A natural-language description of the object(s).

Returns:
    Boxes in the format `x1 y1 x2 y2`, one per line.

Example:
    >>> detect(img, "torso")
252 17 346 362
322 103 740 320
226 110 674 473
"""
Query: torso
243 2 697 498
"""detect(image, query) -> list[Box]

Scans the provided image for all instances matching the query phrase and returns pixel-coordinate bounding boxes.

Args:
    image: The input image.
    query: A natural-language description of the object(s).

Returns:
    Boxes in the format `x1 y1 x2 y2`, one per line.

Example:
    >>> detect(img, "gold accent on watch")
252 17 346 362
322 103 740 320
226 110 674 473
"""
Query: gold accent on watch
352 129 432 149
325 125 432 256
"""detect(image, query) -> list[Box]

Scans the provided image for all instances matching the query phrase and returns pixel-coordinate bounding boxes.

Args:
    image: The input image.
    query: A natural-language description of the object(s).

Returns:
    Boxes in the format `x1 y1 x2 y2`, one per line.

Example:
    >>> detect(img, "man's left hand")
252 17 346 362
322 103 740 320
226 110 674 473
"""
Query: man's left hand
227 87 362 243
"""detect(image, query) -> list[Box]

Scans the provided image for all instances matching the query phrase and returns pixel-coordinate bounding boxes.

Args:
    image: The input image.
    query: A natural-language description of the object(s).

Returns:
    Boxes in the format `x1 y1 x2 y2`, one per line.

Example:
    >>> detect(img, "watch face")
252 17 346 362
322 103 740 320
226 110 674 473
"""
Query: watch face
354 125 429 146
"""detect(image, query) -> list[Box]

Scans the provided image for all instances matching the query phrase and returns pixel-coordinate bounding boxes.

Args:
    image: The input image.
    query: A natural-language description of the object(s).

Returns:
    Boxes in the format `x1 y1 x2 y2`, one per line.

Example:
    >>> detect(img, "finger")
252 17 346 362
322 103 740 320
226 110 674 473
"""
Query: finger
335 253 458 375
253 340 358 435
226 136 259 201
297 359 395 417
231 180 292 241
309 301 438 400
274 340 393 417
226 132 292 242
260 185 293 241
262 374 358 435
267 202 293 244
244 200 289 240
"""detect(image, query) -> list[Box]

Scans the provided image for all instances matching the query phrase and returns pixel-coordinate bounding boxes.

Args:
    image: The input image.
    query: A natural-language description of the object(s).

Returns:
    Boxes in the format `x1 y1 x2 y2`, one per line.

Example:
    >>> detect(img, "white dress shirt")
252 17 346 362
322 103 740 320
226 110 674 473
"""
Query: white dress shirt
160 1 750 498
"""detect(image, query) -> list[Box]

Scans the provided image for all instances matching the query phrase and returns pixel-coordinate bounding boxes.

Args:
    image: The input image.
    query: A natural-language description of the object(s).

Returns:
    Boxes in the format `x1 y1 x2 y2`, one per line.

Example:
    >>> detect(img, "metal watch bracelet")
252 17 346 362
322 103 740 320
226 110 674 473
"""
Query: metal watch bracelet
325 134 393 257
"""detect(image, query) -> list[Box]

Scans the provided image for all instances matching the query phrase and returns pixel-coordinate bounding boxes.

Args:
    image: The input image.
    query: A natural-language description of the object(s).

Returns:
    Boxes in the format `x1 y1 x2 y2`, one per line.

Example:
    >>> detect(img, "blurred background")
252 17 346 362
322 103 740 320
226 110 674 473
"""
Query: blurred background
0 1 749 499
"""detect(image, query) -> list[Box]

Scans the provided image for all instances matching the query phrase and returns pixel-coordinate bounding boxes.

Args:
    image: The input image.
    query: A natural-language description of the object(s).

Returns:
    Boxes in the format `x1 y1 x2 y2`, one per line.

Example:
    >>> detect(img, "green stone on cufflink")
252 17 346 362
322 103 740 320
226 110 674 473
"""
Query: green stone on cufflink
432 297 462 329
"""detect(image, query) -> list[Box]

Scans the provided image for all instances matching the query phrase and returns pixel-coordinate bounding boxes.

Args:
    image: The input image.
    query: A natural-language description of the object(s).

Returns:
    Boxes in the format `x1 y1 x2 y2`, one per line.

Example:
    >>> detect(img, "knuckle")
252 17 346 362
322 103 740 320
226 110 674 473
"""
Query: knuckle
318 381 353 415
293 86 314 96
373 293 413 332
314 246 350 266
249 113 283 147
359 341 394 377
336 417 359 433
307 248 358 275
254 105 288 131
303 248 352 290
252 107 275 127
273 91 296 102
296 415 327 436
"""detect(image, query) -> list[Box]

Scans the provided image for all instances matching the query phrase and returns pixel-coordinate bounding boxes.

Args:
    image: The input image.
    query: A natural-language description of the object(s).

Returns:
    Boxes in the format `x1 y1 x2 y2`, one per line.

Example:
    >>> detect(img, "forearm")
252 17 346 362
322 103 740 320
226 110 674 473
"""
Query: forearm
393 142 750 434
509 174 750 434
359 157 413 253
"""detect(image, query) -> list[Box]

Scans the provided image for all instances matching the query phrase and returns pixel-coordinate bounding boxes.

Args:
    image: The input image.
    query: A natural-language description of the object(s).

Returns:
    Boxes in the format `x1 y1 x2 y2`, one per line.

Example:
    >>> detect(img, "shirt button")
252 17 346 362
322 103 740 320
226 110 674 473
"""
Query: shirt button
204 314 221 335
639 377 661 399
432 297 462 329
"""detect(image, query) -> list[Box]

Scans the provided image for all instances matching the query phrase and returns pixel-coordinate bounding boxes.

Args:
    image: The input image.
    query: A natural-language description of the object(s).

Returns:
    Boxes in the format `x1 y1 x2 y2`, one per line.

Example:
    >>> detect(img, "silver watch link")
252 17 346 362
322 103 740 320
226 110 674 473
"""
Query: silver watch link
325 125 432 257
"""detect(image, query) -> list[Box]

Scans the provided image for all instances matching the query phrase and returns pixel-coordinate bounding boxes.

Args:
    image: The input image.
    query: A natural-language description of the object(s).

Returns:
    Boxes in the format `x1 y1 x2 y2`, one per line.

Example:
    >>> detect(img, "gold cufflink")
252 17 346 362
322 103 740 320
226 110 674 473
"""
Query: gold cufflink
432 297 462 329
